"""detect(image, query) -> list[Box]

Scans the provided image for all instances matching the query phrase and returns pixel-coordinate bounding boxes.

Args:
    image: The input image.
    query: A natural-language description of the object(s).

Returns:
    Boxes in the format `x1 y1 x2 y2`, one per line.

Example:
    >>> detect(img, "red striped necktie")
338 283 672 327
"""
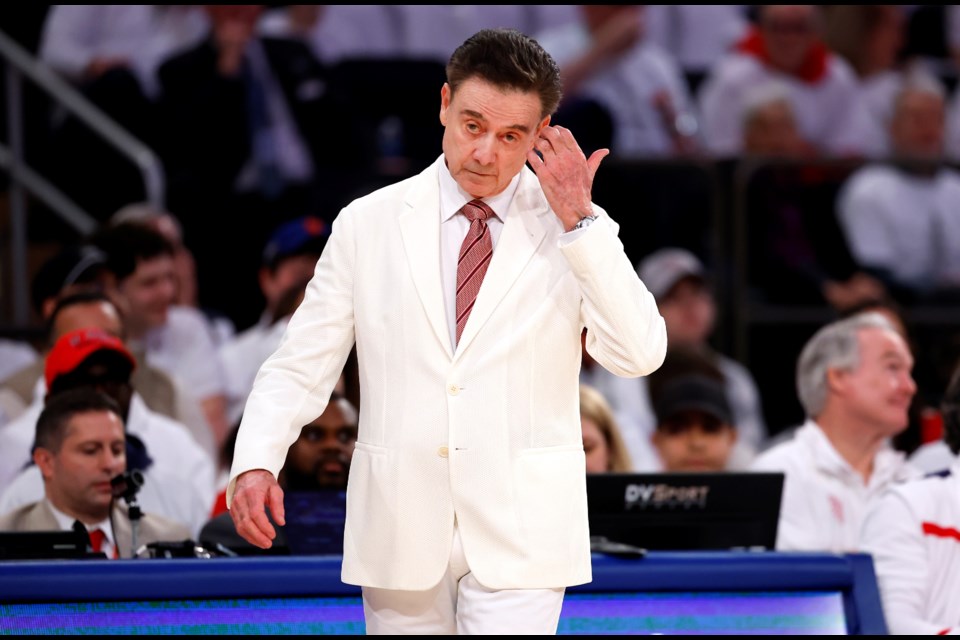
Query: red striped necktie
455 199 496 345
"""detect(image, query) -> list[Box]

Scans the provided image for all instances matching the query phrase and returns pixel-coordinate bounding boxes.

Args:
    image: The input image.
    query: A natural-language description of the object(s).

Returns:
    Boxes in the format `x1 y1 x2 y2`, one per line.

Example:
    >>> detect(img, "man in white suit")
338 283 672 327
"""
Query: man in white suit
228 28 667 634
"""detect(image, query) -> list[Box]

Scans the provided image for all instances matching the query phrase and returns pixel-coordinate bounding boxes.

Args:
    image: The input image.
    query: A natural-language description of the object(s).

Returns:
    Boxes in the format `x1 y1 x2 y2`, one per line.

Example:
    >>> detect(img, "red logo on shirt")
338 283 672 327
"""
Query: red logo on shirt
828 495 844 524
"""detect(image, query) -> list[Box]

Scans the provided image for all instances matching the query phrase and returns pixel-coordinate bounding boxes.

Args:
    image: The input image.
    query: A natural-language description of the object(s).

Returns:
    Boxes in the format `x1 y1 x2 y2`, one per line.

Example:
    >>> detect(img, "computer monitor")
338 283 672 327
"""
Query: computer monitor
587 472 784 551
0 530 91 560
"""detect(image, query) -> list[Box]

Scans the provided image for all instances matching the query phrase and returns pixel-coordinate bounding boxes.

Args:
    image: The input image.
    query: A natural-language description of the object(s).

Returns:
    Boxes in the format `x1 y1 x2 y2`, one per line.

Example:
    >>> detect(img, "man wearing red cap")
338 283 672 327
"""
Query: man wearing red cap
0 388 190 558
0 328 215 537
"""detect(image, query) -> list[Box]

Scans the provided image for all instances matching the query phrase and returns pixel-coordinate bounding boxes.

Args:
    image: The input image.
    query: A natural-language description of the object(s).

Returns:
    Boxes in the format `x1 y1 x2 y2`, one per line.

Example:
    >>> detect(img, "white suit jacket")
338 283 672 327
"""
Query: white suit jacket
229 156 667 590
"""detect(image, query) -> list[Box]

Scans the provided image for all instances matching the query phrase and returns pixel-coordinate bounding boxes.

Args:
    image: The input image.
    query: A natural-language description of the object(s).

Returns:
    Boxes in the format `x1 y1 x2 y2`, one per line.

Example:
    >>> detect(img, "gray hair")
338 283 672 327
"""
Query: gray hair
890 68 946 122
741 81 794 129
796 312 898 418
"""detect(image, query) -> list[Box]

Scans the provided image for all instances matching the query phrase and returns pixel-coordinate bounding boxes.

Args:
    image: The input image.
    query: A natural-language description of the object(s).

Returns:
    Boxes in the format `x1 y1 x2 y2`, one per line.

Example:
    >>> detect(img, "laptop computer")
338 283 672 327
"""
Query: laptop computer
587 472 784 552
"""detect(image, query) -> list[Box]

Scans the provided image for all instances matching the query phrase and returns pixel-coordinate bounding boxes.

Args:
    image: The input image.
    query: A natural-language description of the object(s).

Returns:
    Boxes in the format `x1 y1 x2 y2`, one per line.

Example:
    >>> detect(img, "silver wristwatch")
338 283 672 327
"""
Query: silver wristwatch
573 214 599 231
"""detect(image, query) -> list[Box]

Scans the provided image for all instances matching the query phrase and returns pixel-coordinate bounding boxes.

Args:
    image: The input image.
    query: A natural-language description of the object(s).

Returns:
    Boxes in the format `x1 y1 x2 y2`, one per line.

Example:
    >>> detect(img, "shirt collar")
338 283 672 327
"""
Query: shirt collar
45 498 115 547
438 158 521 223
800 419 908 486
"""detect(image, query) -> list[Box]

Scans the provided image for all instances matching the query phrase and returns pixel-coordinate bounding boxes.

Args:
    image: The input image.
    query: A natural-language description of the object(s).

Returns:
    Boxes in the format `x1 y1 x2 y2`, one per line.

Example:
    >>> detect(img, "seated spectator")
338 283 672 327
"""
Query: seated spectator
751 312 920 552
91 222 230 450
860 358 960 634
580 384 632 473
0 388 190 558
39 5 208 99
698 5 875 157
741 81 815 158
200 393 357 555
644 5 749 95
536 5 699 157
220 216 327 423
0 328 214 536
0 291 180 440
648 350 738 473
586 248 766 469
38 6 209 218
740 100 887 309
110 202 234 346
837 73 960 304
156 5 338 329
821 5 908 157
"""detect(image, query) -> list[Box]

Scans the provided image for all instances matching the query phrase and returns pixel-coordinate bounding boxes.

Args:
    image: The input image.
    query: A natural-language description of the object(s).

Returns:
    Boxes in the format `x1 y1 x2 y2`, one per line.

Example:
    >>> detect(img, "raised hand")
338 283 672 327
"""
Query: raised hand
527 125 609 231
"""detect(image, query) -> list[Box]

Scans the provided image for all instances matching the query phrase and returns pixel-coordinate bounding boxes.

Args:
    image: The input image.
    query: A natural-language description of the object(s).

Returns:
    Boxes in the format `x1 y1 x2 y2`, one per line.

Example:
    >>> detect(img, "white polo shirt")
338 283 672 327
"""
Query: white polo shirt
751 420 920 552
861 458 960 635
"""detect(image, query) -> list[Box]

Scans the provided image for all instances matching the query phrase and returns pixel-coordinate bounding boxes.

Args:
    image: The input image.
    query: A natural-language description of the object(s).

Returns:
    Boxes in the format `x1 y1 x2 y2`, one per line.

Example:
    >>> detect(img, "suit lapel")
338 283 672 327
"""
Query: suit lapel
454 169 549 360
112 504 132 559
399 165 454 360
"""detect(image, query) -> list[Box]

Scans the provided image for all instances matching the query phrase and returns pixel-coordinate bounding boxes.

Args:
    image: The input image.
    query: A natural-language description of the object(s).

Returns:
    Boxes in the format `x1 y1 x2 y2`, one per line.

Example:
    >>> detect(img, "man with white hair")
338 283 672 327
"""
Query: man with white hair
837 73 960 302
751 312 920 552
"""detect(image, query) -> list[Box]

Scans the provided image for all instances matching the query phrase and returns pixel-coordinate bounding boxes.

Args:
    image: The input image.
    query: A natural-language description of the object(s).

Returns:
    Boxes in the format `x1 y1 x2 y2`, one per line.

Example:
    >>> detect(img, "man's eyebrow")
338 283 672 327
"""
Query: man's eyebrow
461 109 532 134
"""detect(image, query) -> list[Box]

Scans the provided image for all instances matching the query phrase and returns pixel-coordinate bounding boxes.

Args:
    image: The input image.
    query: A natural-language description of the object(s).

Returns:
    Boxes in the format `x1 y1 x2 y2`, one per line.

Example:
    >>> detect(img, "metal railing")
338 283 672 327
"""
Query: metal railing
0 28 165 325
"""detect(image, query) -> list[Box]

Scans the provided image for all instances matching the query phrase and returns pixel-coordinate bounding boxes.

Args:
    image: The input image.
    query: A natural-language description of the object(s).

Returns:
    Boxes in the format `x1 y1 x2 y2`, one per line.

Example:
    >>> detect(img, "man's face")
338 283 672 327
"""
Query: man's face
890 90 945 160
284 401 357 490
652 411 736 472
658 278 716 347
439 77 549 199
834 327 916 436
760 5 818 73
116 255 176 336
34 410 126 521
51 301 124 343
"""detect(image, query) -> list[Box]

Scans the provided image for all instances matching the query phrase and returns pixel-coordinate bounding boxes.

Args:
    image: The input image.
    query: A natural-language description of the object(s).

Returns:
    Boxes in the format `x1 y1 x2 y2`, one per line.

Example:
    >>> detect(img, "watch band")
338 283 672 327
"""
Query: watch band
573 214 599 231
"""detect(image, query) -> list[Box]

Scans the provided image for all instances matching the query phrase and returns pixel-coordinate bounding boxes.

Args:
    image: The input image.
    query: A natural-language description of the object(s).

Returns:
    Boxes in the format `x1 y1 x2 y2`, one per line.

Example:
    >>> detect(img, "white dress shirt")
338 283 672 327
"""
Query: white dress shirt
438 161 589 351
861 457 960 635
751 420 920 552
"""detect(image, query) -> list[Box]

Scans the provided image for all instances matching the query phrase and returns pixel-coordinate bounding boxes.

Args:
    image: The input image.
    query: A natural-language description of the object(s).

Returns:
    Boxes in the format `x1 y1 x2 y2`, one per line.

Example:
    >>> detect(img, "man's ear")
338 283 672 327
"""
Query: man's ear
439 83 451 126
826 367 847 395
33 447 55 481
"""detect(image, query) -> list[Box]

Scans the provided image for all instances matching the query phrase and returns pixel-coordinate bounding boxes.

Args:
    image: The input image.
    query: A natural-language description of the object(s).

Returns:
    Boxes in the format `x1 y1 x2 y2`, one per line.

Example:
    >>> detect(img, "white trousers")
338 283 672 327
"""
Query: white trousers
361 524 566 635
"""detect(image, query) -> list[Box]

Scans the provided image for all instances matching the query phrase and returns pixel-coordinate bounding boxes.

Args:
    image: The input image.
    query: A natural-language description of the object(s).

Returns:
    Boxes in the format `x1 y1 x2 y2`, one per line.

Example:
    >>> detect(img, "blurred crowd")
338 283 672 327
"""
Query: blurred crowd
2 5 960 633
